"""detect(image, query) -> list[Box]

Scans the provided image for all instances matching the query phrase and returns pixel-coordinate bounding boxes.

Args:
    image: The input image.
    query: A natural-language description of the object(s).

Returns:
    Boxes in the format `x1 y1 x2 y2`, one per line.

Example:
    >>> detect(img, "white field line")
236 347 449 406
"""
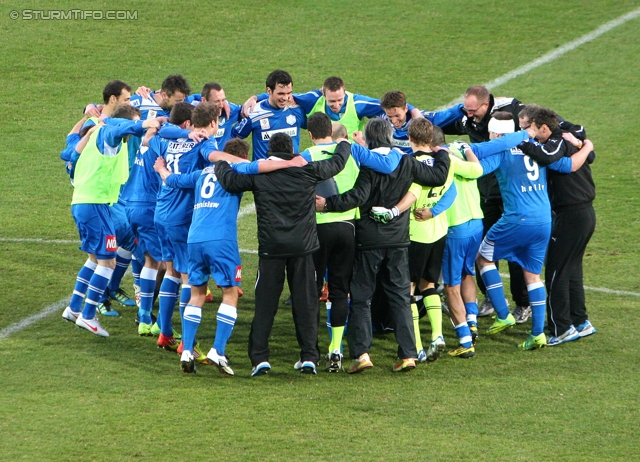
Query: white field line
436 7 640 110
2 8 639 340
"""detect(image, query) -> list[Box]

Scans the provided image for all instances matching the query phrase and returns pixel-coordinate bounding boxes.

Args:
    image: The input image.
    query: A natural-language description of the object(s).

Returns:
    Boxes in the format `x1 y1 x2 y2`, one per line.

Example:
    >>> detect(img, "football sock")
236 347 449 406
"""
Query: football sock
69 259 97 311
329 326 345 353
454 322 473 349
423 290 443 341
130 256 142 288
82 265 113 319
325 301 332 340
108 247 131 292
480 265 510 319
158 275 180 335
465 301 479 326
213 303 237 356
182 304 202 354
527 282 546 336
138 267 158 325
410 302 424 352
177 284 191 337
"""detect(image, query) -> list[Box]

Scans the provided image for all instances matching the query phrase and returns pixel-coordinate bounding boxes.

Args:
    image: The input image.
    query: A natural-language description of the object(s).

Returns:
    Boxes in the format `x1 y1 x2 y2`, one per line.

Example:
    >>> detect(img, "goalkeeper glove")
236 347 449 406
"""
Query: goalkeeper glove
370 206 400 224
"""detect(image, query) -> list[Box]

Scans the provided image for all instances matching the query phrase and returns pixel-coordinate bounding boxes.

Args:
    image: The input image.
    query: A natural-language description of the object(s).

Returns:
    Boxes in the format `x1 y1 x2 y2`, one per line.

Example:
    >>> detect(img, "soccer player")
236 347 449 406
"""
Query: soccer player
62 105 160 336
379 90 464 154
158 81 244 150
243 75 424 138
232 70 307 160
523 107 597 345
316 118 451 373
465 112 594 350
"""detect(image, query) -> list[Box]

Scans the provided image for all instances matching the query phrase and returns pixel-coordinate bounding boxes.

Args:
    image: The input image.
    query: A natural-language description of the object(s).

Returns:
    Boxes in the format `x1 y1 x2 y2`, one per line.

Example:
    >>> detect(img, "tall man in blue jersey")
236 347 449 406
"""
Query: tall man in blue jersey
467 112 594 350
232 70 306 160
62 105 160 337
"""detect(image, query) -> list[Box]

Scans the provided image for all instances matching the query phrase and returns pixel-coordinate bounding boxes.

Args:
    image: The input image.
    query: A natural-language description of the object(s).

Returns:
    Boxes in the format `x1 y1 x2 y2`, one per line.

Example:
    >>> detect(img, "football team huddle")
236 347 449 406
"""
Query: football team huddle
60 69 598 377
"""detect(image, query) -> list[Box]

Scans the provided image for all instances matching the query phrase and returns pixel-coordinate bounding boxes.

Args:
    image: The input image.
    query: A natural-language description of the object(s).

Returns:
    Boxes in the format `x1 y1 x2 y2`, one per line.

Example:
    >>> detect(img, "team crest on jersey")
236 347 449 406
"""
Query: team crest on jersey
148 110 157 119
215 127 225 138
260 118 270 130
105 235 117 252
235 266 242 282
286 114 296 126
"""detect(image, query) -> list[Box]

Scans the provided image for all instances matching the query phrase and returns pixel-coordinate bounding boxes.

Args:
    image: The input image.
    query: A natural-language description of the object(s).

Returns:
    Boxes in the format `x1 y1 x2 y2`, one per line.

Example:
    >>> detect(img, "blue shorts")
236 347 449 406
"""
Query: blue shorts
111 202 145 262
478 219 551 274
127 204 163 262
157 222 190 273
442 227 483 286
188 240 242 288
72 203 117 260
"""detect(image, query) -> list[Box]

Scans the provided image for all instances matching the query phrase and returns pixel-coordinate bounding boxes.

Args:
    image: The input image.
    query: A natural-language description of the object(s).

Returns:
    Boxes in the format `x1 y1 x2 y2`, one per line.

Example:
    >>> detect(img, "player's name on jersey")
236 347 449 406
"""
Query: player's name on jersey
168 140 197 153
261 127 298 141
194 201 220 210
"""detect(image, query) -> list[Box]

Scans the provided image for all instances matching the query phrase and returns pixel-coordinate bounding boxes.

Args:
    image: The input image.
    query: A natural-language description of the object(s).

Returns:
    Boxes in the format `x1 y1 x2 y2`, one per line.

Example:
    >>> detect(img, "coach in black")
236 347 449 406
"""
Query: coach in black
442 85 531 320
316 118 451 373
215 133 351 376
526 107 597 345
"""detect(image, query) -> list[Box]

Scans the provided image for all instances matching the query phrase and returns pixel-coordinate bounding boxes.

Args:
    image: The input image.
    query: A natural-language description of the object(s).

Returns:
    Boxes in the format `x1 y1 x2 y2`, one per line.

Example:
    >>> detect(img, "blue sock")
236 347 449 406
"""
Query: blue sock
138 267 158 325
182 304 202 354
130 256 143 288
82 265 113 319
213 303 237 356
464 301 478 326
108 247 131 293
177 284 191 337
326 301 332 340
454 322 473 348
70 259 97 311
480 265 510 319
158 276 180 335
528 282 546 336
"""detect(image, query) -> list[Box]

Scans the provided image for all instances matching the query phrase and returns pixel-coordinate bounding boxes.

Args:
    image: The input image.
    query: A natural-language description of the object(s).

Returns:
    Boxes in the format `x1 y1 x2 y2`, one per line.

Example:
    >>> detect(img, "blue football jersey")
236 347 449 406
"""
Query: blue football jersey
165 166 243 244
231 100 306 160
154 138 216 226
119 139 162 205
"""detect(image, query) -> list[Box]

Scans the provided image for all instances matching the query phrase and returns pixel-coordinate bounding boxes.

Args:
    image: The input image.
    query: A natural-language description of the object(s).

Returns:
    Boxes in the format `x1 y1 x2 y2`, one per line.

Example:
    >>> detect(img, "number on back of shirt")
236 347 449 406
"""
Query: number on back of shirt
166 153 183 174
200 173 216 199
524 156 539 181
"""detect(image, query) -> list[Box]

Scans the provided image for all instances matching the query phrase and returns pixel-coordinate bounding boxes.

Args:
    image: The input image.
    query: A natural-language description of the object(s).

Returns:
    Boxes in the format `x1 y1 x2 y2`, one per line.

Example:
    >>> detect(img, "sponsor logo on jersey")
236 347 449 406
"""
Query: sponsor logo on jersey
261 127 298 141
286 114 296 125
134 156 144 167
105 235 117 252
215 127 226 138
235 266 242 282
394 139 411 148
168 141 197 153
260 118 271 130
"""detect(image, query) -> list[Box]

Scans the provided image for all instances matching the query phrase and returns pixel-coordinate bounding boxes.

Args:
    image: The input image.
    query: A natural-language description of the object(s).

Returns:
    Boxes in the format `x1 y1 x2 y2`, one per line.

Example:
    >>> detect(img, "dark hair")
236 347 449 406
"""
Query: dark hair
307 112 332 139
381 91 407 110
408 118 434 146
268 133 294 153
266 69 293 91
161 74 191 97
201 82 223 101
465 85 490 103
191 102 220 128
431 126 446 147
518 104 541 122
492 110 513 121
530 107 560 131
364 118 394 149
169 102 194 126
223 138 250 159
102 80 132 104
323 76 344 92
111 105 141 120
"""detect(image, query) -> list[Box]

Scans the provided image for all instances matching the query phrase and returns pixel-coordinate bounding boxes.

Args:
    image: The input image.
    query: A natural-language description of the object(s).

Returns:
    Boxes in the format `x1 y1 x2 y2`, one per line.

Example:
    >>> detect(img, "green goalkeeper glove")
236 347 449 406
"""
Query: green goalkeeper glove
370 206 400 224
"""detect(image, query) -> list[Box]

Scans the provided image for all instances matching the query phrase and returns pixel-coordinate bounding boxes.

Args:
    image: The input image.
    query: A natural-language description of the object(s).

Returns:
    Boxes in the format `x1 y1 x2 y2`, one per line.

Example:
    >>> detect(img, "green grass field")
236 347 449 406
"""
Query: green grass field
1 1 639 460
